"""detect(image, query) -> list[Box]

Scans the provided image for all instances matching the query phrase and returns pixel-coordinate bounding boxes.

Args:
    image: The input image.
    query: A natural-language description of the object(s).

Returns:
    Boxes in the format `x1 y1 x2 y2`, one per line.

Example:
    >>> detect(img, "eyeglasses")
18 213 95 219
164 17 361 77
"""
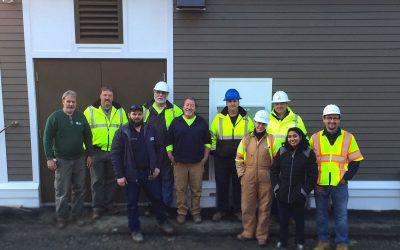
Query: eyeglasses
324 116 340 121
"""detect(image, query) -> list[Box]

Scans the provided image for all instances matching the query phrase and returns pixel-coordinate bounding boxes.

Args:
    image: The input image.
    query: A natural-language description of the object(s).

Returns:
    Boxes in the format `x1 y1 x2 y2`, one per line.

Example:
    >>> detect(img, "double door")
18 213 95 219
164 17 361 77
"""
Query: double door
35 59 166 203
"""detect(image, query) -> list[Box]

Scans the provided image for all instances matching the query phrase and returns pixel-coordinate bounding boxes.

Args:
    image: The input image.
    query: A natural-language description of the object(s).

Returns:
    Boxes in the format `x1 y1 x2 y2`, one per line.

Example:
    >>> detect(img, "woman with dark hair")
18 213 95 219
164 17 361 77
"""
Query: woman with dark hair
271 127 318 250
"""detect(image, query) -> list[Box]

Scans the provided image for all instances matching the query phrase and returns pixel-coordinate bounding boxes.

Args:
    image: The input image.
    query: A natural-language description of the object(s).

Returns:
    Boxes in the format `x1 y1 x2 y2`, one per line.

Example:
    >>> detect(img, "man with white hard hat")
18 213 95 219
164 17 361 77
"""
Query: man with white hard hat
143 81 183 211
268 90 308 221
310 104 364 250
235 110 280 246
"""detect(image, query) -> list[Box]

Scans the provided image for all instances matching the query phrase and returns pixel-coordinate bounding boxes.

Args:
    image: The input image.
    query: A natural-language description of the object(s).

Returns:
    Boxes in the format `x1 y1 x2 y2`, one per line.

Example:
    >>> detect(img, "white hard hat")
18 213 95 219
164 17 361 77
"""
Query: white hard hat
272 90 291 103
254 110 270 124
323 104 341 116
153 81 169 93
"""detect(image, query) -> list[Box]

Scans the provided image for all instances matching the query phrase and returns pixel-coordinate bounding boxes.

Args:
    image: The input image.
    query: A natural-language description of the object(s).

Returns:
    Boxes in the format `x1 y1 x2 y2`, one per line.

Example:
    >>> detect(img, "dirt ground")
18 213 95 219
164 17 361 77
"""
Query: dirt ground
0 206 399 250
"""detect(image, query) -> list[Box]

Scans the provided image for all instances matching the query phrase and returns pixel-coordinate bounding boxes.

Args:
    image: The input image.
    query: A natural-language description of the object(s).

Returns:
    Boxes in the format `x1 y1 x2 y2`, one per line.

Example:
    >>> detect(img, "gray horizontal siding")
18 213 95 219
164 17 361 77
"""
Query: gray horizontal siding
173 0 400 181
0 0 32 181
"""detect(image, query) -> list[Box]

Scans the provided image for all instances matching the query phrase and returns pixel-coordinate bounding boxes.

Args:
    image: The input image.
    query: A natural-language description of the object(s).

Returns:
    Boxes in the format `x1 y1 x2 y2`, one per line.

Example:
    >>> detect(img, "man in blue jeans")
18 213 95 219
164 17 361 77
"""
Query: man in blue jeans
110 104 174 243
310 105 364 250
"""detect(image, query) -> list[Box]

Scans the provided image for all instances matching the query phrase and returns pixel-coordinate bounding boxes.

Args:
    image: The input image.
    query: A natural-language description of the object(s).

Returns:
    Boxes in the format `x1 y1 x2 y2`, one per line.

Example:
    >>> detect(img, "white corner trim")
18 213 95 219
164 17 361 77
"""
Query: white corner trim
0 181 40 208
22 0 40 183
0 68 8 182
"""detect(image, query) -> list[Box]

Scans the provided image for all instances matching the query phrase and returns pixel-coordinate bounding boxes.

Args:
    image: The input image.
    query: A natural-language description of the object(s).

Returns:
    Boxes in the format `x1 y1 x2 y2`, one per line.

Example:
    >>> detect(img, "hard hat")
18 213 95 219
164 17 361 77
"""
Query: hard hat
253 110 269 124
153 81 169 93
322 104 341 116
272 91 291 103
223 88 242 101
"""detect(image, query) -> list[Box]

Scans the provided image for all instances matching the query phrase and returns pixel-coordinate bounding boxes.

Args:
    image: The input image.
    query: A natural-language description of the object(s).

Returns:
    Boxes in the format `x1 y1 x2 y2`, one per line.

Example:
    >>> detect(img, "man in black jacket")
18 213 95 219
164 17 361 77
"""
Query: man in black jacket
110 104 173 243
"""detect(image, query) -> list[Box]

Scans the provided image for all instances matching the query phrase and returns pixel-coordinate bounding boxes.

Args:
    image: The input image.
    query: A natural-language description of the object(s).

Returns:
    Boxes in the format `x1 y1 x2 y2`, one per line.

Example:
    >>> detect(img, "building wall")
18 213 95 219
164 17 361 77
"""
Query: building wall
173 0 400 181
0 0 32 181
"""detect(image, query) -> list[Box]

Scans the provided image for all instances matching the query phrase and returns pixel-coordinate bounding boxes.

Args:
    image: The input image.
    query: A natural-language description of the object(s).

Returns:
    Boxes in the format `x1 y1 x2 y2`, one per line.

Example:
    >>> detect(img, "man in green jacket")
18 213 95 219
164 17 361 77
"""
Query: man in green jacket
43 90 93 229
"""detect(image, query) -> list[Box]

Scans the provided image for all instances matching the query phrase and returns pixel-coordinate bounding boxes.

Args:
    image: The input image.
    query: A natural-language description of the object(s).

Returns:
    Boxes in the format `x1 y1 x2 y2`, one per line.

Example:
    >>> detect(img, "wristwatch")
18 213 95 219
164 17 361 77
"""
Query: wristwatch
53 158 57 162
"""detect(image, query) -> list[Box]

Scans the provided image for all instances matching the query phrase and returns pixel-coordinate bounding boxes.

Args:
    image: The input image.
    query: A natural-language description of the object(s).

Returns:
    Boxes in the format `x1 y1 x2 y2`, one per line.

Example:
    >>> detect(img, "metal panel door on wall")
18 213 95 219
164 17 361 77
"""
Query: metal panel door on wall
36 59 166 204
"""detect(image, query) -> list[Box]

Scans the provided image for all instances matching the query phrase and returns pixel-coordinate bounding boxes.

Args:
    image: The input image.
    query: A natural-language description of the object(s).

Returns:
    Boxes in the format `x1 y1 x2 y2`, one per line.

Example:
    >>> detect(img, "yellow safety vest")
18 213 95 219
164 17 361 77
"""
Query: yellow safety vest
143 102 183 130
310 129 363 186
235 133 279 164
84 105 128 151
267 107 307 147
210 111 254 151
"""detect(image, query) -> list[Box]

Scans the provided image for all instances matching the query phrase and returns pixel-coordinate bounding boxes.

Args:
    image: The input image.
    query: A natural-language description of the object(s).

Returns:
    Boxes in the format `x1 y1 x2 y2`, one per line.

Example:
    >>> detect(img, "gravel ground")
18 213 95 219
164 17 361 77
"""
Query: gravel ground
0 206 399 250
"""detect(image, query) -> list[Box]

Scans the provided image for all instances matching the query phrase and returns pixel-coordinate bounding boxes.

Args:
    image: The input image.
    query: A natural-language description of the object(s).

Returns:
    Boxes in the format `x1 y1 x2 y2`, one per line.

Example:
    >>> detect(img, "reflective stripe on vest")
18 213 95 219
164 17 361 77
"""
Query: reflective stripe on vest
89 107 123 128
218 116 248 140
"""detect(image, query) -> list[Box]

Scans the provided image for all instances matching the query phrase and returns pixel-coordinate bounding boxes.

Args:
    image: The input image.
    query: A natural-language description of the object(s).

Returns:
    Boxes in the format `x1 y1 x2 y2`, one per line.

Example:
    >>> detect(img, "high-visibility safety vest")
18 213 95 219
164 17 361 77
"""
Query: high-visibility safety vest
84 104 128 151
310 129 363 186
235 132 280 165
143 101 183 130
267 106 307 147
210 107 254 152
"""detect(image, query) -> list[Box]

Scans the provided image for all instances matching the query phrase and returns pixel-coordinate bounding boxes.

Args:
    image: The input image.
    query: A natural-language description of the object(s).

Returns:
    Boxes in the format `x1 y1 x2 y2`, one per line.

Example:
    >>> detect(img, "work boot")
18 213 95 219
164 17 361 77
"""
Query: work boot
272 241 288 250
257 239 267 246
236 233 251 241
193 214 202 224
314 241 330 250
336 243 349 250
176 214 186 224
158 220 174 235
235 212 242 221
212 211 225 222
131 231 144 243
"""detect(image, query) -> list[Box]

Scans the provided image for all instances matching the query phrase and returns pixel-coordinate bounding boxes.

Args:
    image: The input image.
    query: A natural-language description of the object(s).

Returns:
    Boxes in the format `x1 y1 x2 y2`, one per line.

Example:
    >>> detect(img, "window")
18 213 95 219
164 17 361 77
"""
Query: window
74 0 123 44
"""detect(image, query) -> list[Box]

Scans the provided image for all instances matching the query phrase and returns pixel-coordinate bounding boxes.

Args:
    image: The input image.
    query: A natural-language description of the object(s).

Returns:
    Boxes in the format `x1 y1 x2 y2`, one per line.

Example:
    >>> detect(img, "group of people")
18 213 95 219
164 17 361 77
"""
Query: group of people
43 81 363 250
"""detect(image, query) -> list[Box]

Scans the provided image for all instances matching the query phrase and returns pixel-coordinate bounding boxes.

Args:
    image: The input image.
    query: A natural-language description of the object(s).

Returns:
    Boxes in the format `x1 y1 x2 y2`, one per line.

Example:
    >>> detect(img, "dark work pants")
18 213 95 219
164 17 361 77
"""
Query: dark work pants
90 149 116 211
214 156 241 213
277 197 306 246
125 170 166 232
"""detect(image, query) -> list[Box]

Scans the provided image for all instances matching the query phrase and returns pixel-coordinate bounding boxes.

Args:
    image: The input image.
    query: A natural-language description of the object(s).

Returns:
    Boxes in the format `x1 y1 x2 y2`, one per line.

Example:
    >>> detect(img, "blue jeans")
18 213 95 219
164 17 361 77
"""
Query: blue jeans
125 170 166 232
315 183 349 244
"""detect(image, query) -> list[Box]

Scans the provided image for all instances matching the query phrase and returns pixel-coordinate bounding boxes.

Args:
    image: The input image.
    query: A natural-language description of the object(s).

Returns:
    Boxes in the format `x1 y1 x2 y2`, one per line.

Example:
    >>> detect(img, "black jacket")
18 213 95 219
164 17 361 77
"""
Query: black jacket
271 146 318 204
110 123 162 182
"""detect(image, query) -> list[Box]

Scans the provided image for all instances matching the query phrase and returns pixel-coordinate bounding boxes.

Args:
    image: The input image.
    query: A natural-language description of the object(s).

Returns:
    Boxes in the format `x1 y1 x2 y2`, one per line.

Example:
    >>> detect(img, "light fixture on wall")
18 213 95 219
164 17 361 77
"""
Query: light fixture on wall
2 0 15 4
176 0 206 11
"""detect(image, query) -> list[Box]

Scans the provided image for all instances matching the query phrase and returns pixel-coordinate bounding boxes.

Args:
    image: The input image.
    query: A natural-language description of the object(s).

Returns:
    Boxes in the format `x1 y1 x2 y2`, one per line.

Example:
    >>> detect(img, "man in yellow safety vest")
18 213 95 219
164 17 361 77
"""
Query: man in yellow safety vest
84 86 128 220
210 88 254 222
310 104 363 250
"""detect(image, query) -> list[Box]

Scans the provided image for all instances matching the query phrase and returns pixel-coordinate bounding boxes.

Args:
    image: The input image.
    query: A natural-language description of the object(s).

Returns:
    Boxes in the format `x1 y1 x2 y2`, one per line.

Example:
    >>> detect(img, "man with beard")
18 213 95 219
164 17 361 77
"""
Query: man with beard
84 86 128 220
110 104 174 243
43 90 93 229
210 89 254 222
310 105 363 250
143 81 183 211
